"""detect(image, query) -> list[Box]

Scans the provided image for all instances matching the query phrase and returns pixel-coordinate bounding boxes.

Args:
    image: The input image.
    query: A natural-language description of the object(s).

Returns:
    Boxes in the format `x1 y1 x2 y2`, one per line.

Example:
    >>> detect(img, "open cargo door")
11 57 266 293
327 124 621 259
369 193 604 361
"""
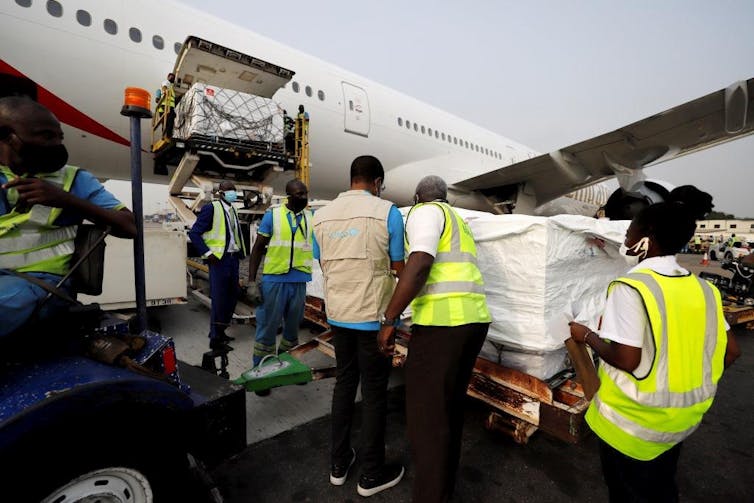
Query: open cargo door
173 36 295 99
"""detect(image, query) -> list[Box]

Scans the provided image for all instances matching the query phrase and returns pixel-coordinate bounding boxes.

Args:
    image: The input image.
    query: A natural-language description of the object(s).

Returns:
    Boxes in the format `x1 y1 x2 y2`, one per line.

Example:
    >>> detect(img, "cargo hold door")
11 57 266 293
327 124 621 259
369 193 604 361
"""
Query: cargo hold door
342 82 370 137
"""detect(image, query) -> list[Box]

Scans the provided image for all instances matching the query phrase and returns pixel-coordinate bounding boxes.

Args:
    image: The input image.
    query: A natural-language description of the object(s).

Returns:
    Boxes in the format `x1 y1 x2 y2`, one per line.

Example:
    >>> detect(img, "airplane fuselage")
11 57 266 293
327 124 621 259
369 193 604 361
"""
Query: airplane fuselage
0 0 538 209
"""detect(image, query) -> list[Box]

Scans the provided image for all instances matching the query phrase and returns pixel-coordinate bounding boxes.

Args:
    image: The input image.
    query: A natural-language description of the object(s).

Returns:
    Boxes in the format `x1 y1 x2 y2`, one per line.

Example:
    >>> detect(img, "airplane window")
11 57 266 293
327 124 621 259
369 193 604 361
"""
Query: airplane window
435 130 439 139
454 137 458 145
441 132 445 140
464 140 469 148
292 81 299 93
413 123 418 132
76 9 91 26
406 120 411 129
421 125 425 134
174 42 182 54
427 128 432 136
318 90 325 101
15 0 32 8
129 28 142 43
305 85 312 97
397 118 403 127
485 148 489 155
152 35 164 50
104 19 118 35
47 0 62 17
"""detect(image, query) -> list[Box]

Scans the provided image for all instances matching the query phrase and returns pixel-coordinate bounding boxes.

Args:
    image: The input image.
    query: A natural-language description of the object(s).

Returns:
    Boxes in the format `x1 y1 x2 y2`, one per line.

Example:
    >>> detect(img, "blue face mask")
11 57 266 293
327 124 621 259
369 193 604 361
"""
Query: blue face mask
222 190 238 203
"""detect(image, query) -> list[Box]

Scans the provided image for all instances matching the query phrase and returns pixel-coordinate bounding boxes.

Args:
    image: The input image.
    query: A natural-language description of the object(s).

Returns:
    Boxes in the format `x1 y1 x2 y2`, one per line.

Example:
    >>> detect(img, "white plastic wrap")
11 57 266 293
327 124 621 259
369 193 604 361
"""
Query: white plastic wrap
174 83 284 144
467 212 630 352
307 208 631 377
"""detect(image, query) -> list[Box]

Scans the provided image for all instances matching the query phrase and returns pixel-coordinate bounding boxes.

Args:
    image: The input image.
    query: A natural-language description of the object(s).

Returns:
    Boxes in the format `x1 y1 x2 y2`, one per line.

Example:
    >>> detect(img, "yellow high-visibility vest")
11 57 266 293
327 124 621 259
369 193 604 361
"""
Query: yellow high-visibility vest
586 270 728 460
202 200 246 259
263 205 313 275
407 202 491 326
0 165 79 275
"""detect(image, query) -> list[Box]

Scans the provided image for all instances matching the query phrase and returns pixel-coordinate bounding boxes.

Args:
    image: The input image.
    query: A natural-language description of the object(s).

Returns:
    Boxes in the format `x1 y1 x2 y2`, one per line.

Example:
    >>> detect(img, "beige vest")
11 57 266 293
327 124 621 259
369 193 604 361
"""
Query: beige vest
313 190 395 323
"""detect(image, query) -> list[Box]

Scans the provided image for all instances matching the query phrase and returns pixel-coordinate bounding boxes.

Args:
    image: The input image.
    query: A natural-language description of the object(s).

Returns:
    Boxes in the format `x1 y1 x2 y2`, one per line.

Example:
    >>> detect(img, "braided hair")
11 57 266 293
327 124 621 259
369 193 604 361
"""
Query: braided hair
632 185 713 255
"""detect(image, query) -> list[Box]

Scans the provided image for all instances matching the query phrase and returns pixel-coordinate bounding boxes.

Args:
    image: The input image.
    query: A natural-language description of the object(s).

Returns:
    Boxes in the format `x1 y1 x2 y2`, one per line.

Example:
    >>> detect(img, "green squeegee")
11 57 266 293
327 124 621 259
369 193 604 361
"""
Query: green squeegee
232 353 313 392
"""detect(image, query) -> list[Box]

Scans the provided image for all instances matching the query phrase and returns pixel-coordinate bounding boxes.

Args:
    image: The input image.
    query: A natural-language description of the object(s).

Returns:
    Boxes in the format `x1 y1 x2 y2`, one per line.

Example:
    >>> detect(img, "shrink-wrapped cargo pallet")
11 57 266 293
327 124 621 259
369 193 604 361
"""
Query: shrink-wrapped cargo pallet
174 83 284 146
306 208 630 380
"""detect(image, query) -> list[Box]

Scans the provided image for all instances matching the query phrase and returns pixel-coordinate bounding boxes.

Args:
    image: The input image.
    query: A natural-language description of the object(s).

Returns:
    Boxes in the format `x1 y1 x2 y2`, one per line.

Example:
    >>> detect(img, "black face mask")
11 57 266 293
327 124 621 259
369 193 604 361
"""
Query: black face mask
289 196 308 213
13 135 69 174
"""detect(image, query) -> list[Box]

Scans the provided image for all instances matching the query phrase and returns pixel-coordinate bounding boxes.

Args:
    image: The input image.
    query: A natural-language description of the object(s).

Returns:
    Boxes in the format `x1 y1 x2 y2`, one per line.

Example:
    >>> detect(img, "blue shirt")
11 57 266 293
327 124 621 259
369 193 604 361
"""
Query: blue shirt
257 207 312 283
313 203 405 331
0 168 124 224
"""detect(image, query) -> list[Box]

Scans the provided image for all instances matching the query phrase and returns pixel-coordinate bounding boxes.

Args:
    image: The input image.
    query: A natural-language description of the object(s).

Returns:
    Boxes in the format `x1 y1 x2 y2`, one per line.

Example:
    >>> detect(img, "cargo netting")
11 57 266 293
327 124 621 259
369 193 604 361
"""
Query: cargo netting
174 83 285 151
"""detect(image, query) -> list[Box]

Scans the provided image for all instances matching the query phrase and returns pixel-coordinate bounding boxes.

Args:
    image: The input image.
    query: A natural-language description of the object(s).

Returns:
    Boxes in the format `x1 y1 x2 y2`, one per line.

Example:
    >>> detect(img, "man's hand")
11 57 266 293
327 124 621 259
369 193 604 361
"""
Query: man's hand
3 177 71 208
246 282 263 306
377 325 396 357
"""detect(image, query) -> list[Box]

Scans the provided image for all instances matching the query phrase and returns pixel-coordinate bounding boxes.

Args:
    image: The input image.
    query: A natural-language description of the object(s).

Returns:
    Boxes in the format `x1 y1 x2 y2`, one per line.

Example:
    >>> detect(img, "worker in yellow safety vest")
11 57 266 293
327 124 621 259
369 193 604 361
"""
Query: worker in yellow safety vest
188 180 247 351
569 184 741 502
378 174 491 503
0 96 136 338
156 72 176 137
247 179 312 383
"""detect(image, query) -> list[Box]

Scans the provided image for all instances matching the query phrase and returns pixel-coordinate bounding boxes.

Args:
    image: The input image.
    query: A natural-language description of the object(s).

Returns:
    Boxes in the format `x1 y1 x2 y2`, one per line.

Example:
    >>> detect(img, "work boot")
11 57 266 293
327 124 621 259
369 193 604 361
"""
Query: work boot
254 388 271 397
218 334 235 343
209 339 233 351
357 464 404 497
330 448 356 486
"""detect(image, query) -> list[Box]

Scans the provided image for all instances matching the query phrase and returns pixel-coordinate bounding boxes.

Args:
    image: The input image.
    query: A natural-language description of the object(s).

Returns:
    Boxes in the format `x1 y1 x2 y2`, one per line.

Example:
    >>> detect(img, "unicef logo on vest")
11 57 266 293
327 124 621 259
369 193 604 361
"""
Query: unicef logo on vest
328 228 360 239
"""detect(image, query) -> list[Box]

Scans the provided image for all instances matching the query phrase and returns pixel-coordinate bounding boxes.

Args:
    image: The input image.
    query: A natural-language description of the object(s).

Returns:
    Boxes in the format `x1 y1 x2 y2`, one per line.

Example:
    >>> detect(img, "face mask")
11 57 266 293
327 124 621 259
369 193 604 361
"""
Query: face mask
222 190 238 203
619 236 650 262
289 196 308 213
13 135 68 174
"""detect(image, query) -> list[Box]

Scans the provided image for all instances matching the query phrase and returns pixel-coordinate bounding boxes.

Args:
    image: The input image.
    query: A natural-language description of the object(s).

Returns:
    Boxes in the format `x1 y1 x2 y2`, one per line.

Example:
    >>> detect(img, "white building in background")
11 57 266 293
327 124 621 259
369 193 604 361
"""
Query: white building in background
696 219 754 242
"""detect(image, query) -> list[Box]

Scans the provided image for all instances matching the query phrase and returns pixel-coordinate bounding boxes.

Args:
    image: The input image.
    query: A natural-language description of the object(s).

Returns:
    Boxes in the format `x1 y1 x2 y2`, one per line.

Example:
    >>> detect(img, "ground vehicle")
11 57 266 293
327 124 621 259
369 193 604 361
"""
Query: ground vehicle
709 240 750 261
0 91 245 501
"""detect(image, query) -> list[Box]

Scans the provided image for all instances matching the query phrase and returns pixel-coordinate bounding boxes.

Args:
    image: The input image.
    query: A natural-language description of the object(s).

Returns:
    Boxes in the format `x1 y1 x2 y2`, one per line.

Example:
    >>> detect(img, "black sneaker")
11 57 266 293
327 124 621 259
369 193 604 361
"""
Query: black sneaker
209 339 233 351
357 464 404 497
254 388 271 397
218 334 235 342
329 448 356 486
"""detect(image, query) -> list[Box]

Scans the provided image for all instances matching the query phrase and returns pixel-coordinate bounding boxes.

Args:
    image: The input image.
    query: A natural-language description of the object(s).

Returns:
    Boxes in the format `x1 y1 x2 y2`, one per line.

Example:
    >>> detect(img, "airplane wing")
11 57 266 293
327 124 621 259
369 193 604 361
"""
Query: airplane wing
454 78 754 207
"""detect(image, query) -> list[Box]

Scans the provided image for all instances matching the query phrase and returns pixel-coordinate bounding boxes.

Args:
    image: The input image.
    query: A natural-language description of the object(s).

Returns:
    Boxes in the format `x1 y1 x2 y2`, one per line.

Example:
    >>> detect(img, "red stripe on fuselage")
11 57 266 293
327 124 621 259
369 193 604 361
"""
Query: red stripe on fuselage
0 59 130 147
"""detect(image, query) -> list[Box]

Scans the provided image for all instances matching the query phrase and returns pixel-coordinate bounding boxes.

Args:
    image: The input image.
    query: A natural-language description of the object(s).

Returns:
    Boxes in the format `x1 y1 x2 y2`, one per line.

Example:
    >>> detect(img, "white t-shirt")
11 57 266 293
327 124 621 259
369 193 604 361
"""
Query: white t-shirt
405 202 446 257
599 255 728 377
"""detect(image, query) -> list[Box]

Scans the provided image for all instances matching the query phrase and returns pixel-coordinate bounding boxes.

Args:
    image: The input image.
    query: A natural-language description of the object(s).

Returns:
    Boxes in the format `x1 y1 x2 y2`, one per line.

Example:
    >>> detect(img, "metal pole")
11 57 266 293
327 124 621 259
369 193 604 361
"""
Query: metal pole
129 116 147 333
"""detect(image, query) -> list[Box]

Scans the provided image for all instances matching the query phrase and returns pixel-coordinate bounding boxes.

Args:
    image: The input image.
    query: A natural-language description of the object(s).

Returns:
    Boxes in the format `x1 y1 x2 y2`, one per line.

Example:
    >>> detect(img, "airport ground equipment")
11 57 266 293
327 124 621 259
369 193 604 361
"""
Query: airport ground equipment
0 89 246 501
233 353 313 392
151 36 306 230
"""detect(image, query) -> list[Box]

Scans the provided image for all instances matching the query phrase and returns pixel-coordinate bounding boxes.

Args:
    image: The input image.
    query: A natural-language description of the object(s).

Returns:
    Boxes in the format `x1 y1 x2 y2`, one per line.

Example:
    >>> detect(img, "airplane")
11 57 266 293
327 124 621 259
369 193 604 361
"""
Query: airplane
1 0 752 217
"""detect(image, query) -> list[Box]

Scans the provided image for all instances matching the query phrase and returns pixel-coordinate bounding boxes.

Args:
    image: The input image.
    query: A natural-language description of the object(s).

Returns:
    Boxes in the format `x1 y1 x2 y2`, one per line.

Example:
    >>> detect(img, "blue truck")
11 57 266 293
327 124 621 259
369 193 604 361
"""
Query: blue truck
0 311 246 502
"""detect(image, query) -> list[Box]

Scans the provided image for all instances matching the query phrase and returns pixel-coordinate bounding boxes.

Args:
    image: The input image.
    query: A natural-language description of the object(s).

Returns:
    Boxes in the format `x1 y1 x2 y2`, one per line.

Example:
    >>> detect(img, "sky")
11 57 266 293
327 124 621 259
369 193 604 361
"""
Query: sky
175 0 754 217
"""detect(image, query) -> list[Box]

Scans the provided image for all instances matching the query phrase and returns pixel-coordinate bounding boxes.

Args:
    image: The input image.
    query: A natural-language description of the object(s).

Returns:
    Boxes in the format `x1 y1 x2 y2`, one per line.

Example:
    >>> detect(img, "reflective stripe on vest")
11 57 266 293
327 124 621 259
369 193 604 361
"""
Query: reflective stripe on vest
201 201 245 259
586 270 727 460
408 202 490 326
263 205 313 275
0 165 79 275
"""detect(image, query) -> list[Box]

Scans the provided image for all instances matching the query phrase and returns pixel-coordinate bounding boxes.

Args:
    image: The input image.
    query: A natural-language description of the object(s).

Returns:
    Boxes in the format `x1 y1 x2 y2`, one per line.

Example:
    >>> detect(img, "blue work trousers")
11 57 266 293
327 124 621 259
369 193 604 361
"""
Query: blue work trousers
252 281 306 365
0 272 73 338
208 253 240 340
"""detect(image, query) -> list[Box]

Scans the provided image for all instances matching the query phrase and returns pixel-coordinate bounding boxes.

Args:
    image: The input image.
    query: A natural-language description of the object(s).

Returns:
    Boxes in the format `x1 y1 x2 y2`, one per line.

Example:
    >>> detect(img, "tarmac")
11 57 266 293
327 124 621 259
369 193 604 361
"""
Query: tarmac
155 253 754 502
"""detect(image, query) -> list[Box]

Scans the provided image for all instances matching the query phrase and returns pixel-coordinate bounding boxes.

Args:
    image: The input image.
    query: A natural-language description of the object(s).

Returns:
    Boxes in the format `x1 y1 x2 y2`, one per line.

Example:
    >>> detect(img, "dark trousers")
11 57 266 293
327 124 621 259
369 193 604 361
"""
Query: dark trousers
331 326 392 477
208 253 240 339
599 438 682 503
406 323 488 503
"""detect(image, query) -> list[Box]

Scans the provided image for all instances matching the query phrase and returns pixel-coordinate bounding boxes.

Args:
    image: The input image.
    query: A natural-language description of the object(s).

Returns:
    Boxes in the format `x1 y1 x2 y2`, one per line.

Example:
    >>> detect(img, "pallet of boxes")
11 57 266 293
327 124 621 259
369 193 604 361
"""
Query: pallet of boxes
303 210 631 445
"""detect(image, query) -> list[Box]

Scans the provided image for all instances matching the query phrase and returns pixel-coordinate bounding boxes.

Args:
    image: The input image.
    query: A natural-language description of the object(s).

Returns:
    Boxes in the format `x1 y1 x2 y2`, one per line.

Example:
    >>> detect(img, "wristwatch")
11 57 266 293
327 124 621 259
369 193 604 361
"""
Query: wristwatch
379 313 397 327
